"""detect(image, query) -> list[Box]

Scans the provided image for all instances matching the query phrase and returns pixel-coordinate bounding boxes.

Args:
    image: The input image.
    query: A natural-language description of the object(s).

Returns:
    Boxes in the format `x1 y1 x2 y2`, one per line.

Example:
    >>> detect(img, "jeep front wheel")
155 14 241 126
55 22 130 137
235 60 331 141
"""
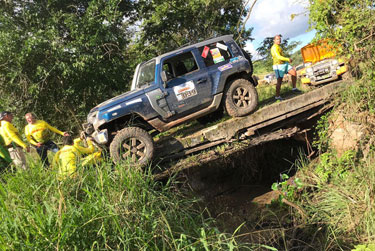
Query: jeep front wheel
224 79 258 117
110 127 154 166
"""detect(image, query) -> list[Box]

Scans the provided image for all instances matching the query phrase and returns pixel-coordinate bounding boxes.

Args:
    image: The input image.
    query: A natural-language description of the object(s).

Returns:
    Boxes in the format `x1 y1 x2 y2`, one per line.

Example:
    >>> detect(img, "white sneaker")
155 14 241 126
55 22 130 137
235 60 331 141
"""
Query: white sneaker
275 96 284 101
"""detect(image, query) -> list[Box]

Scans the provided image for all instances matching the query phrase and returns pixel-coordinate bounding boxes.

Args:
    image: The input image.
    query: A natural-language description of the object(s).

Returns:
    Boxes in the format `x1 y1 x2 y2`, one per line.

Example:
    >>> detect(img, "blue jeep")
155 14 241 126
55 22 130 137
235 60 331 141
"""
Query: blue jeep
83 35 258 165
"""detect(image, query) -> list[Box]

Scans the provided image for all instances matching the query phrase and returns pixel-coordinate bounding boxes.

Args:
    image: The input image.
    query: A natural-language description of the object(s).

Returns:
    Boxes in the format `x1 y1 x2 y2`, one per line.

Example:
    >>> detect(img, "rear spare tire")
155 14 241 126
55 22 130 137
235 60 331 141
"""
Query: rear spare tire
224 78 258 117
110 127 154 166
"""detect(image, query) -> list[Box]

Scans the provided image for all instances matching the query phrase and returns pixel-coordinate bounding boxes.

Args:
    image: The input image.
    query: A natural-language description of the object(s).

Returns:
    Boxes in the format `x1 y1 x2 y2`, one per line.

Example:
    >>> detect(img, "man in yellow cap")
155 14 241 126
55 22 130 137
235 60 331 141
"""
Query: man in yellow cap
24 113 69 167
53 135 102 179
0 111 29 170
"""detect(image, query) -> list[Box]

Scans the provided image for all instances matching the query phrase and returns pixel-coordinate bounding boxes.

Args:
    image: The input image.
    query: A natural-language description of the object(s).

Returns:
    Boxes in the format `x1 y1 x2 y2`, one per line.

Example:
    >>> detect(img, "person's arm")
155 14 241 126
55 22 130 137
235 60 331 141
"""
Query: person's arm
75 139 95 155
5 123 27 149
24 126 38 146
73 138 82 147
271 45 290 62
44 121 65 136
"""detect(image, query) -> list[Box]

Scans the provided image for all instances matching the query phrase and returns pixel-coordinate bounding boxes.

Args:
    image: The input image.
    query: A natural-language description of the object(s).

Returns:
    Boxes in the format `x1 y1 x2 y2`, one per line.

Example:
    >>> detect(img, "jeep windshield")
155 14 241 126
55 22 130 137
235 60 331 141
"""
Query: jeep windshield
134 59 156 89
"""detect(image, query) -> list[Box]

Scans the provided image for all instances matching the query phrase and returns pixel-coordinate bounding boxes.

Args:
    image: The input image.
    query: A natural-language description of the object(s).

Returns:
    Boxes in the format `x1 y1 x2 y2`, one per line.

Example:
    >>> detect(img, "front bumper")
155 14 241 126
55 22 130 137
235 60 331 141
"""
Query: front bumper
82 123 109 145
302 65 347 85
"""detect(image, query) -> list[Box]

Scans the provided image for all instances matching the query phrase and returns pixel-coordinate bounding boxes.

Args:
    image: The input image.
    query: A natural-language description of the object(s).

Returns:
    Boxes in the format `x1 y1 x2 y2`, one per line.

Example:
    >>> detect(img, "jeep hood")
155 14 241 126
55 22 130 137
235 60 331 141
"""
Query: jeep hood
301 40 336 64
91 89 144 112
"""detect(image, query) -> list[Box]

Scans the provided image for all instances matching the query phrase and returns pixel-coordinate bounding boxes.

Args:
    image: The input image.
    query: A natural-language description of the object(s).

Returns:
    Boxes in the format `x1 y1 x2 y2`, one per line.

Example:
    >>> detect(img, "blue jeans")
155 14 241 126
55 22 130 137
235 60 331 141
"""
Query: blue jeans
36 140 59 167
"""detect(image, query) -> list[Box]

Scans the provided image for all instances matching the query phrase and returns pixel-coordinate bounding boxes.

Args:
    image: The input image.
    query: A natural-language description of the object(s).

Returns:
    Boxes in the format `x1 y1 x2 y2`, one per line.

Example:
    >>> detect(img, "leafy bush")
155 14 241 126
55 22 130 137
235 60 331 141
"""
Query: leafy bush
0 0 253 131
308 0 375 81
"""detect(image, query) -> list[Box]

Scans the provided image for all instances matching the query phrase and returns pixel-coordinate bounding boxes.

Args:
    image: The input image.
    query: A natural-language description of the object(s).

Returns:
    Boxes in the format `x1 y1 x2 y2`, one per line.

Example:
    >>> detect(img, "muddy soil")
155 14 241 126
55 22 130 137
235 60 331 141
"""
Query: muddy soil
184 138 323 249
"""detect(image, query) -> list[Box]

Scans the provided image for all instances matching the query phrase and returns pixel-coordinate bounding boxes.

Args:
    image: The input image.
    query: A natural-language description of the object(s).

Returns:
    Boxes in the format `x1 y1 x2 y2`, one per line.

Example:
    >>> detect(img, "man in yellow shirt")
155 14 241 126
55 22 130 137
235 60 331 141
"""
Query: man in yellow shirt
24 113 69 167
0 111 29 170
270 35 300 101
53 135 102 179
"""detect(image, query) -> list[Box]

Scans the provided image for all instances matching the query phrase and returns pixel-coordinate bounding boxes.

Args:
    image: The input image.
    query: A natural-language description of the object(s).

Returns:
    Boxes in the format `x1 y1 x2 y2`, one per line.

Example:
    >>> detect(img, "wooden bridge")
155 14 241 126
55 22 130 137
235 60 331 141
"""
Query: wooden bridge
154 80 350 180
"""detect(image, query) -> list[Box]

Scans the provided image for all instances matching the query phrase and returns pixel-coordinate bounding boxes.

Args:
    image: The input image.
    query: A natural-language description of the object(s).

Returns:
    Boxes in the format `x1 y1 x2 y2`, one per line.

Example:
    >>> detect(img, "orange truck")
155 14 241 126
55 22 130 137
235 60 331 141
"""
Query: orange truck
300 40 348 85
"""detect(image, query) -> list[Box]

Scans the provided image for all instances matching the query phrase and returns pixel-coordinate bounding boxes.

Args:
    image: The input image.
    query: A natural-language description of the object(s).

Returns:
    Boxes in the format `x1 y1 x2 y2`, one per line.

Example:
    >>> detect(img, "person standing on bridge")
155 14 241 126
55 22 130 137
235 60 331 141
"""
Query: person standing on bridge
271 34 301 101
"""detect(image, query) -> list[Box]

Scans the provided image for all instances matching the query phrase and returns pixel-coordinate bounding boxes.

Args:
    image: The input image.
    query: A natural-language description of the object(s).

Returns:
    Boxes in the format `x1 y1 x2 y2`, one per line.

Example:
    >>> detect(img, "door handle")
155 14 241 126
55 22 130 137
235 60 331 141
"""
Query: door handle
196 78 207 84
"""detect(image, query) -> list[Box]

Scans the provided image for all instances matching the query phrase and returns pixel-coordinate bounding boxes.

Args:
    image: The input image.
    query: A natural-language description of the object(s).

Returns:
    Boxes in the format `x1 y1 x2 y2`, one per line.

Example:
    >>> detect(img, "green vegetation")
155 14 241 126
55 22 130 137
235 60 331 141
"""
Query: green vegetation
0 160 252 250
269 0 375 248
1 0 375 249
256 36 300 67
253 35 303 77
0 0 253 131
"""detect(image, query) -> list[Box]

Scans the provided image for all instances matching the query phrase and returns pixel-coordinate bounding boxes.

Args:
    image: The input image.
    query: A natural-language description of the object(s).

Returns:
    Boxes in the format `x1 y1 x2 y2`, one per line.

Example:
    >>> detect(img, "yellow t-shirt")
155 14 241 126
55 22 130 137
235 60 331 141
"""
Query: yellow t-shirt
0 120 27 149
53 139 95 179
271 44 290 65
24 120 64 145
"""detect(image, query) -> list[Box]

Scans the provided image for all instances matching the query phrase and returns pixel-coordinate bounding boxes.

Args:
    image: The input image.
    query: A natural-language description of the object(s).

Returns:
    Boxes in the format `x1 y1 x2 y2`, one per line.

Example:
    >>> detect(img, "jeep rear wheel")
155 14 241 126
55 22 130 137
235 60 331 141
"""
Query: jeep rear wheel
224 79 258 117
110 127 154 166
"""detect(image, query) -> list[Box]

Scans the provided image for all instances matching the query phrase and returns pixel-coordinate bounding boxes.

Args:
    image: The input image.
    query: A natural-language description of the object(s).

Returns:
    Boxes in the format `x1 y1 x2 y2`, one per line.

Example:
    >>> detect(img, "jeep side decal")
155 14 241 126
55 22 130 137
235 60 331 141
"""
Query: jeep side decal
218 63 233 72
173 81 198 101
210 48 225 64
216 42 228 51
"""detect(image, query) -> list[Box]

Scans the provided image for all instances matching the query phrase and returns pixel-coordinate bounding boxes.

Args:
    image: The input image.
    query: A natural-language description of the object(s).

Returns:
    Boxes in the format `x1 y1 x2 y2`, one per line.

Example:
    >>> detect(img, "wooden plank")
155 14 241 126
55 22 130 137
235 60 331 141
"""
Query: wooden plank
154 127 301 181
155 80 348 158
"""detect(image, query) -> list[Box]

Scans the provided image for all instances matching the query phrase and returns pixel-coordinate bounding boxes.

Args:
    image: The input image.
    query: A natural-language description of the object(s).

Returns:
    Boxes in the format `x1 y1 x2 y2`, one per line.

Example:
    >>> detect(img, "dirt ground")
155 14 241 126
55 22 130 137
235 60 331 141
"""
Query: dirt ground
204 184 279 229
202 183 323 250
180 139 325 249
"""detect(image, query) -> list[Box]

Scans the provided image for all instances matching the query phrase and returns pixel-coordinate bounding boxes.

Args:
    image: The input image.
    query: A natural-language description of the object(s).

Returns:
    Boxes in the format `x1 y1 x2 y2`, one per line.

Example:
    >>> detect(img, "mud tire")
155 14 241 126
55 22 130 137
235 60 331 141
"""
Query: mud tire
110 127 154 166
224 79 258 117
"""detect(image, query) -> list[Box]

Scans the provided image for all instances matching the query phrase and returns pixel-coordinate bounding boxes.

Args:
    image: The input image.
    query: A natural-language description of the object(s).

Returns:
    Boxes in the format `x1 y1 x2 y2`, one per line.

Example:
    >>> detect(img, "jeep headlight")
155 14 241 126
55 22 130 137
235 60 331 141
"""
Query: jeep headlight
306 67 313 73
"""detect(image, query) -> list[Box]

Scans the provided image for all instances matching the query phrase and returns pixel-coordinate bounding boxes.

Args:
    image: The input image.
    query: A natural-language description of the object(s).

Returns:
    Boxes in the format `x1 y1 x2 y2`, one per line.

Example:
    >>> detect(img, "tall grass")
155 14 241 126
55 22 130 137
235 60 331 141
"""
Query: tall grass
293 79 375 248
0 159 251 250
297 150 375 248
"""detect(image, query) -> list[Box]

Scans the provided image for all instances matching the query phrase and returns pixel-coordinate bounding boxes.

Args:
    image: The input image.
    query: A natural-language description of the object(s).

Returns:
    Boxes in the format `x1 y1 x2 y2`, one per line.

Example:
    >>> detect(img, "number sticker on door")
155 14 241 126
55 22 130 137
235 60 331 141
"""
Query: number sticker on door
173 81 198 101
